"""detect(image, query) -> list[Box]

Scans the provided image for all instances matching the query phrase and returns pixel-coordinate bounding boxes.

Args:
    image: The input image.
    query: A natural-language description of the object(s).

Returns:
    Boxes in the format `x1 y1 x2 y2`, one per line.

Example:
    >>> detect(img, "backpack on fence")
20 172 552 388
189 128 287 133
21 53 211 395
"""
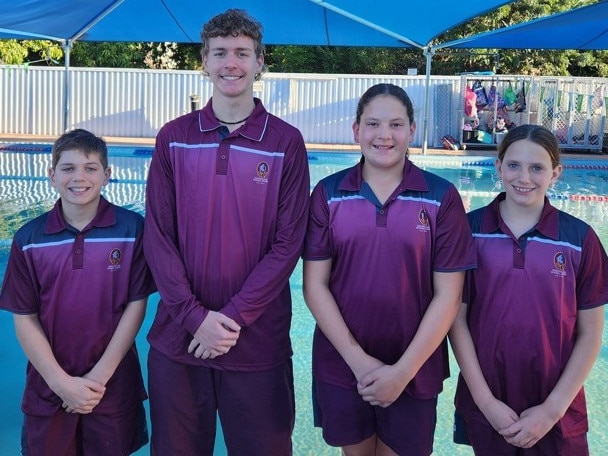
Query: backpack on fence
465 85 478 117
442 135 462 151
472 80 489 110
503 82 517 107
487 84 505 109
514 82 527 113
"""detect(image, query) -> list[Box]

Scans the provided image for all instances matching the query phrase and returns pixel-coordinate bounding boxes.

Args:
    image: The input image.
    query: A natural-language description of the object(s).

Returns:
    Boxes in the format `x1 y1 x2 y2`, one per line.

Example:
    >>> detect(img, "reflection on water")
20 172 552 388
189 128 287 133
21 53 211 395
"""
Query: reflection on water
0 150 607 455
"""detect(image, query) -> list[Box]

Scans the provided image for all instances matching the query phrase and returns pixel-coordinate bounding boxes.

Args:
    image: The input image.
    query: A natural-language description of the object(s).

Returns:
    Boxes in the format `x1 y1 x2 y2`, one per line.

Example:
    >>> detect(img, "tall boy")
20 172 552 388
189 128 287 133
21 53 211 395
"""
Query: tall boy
144 8 310 455
0 128 156 455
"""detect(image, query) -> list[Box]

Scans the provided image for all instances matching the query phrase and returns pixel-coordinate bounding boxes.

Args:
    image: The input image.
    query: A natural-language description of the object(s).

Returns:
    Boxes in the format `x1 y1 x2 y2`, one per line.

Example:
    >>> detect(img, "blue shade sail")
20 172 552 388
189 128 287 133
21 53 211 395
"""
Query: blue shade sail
0 0 515 48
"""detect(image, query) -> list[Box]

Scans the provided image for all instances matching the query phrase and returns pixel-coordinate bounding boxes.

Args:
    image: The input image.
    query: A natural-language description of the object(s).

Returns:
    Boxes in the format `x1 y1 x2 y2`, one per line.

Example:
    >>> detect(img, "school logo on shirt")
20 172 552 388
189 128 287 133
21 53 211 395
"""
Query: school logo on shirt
108 248 122 271
253 161 270 184
551 251 567 277
416 208 431 232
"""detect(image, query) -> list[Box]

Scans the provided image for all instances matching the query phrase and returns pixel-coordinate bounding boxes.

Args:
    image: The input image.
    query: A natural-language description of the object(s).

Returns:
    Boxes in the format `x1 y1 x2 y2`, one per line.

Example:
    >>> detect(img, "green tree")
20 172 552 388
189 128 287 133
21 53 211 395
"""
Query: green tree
265 46 424 75
0 39 62 66
0 40 200 69
70 42 146 68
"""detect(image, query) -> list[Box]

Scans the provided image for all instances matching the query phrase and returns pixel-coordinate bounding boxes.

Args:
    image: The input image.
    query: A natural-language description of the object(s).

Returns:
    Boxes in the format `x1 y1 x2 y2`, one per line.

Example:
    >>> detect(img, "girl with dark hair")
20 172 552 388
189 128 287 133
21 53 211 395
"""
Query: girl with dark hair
303 83 476 455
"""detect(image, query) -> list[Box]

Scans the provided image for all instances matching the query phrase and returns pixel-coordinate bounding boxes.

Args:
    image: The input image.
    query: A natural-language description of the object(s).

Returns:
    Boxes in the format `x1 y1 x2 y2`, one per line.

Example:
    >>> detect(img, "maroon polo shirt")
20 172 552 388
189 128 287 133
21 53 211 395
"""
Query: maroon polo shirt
0 196 156 416
303 159 477 398
456 193 608 438
144 98 310 371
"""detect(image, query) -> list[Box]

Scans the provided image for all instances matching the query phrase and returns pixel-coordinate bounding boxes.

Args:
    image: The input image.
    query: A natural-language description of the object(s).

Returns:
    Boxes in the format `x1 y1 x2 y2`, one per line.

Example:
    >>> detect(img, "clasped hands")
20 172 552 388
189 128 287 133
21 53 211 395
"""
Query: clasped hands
498 404 557 449
188 310 241 360
353 356 409 409
483 398 557 449
57 373 106 415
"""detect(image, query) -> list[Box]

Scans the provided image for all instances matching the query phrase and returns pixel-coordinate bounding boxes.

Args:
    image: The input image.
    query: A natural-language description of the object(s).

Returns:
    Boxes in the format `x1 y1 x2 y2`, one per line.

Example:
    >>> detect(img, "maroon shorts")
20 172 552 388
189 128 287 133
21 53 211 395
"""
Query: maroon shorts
313 378 437 455
458 411 589 456
148 347 295 456
22 403 147 456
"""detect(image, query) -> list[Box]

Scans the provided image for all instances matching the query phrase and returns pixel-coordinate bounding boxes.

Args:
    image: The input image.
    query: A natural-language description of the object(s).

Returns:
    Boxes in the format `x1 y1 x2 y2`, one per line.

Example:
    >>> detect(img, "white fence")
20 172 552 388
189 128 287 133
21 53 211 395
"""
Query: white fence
0 66 464 147
0 65 605 151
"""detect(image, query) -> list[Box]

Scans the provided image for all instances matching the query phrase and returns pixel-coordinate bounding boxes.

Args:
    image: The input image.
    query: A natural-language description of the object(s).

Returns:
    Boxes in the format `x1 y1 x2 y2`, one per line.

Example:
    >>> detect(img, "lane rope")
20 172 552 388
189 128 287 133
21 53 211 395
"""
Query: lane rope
3 145 608 201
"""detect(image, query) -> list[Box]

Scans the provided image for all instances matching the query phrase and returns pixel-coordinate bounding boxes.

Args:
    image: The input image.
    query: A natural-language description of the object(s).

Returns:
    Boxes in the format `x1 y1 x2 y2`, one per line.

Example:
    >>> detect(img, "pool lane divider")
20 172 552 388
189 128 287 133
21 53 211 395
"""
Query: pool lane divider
0 144 154 156
2 146 608 170
2 146 608 201
417 157 608 171
459 190 608 202
0 144 52 153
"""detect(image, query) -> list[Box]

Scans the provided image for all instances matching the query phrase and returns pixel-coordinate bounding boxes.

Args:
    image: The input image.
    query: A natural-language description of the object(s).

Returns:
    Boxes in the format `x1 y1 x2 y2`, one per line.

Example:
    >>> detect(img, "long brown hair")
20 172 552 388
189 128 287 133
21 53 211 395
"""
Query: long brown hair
497 124 561 168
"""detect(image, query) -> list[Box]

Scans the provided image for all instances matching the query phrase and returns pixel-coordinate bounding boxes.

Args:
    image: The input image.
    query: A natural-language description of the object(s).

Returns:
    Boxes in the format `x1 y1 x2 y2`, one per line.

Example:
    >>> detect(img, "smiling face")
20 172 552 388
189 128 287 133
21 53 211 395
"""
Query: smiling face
496 138 562 210
49 149 110 216
353 94 416 174
202 34 263 101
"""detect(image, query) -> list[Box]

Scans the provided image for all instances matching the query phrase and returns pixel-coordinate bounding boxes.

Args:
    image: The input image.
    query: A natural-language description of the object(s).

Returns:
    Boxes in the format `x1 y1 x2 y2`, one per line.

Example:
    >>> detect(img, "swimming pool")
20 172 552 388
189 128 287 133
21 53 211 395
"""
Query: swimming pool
0 145 606 455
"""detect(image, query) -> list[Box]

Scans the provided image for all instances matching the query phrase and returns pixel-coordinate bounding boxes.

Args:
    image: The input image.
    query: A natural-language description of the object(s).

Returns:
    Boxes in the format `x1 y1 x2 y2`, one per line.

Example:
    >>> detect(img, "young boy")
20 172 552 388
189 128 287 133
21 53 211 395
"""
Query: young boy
0 129 156 455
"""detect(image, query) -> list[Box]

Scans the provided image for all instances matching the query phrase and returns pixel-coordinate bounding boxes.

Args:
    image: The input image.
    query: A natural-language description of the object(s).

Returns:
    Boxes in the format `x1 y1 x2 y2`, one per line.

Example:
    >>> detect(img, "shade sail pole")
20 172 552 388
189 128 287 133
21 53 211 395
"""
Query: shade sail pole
422 46 434 155
62 40 73 132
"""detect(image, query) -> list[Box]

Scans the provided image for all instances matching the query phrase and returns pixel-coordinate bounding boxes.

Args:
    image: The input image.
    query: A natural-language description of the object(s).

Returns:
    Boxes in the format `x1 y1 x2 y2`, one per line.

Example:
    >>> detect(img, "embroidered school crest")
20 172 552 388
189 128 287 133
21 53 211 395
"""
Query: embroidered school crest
253 161 270 184
256 161 269 178
554 252 566 271
108 248 122 271
416 208 431 233
551 251 567 278
418 209 429 227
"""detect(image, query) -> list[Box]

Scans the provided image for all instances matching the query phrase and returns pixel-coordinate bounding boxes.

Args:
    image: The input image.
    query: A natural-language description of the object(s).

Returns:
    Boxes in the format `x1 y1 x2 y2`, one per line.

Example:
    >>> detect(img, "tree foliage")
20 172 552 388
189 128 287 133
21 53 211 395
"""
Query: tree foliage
1 0 606 77
265 45 425 75
70 42 146 68
0 39 62 65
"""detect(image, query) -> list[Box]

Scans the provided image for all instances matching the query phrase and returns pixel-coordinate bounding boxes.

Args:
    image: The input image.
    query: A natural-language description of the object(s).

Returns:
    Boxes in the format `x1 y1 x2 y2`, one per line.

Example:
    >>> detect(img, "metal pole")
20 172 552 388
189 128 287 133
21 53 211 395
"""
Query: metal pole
422 46 435 155
62 40 73 132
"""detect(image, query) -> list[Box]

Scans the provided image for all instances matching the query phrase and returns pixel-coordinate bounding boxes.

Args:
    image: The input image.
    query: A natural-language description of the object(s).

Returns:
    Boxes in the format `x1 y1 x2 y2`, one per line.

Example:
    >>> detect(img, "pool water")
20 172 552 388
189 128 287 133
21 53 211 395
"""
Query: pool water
0 147 607 455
